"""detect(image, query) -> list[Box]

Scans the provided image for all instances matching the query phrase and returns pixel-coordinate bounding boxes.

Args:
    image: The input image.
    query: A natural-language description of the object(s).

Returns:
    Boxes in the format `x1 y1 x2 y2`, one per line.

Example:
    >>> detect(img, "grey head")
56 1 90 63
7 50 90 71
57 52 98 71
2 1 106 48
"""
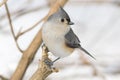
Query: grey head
47 7 74 25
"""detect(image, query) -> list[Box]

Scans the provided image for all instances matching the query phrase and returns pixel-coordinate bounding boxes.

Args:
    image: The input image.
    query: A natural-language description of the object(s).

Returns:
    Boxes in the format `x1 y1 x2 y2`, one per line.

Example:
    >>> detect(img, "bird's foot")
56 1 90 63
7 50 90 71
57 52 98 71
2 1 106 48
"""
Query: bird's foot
44 57 60 67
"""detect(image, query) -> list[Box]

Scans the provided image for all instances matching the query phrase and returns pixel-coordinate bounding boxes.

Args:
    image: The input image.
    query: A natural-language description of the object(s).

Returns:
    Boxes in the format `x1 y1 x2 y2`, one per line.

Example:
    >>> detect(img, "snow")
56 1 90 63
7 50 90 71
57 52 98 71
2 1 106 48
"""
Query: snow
0 0 120 80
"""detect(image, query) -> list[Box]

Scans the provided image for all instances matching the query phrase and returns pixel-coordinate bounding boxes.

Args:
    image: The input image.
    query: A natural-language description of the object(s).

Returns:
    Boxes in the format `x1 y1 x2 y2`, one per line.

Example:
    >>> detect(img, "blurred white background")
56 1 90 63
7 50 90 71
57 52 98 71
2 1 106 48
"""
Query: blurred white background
0 0 120 80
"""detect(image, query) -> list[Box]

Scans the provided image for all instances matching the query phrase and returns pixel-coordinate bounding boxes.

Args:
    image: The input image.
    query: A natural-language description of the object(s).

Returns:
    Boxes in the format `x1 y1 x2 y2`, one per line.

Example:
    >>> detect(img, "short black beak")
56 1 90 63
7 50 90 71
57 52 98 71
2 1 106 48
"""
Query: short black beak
68 21 74 25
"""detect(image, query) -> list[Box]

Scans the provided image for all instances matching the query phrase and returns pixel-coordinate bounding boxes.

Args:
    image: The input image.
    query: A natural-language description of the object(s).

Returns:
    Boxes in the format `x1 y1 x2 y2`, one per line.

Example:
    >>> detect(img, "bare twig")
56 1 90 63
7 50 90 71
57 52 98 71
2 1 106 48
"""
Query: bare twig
5 3 23 53
0 4 47 21
4 2 45 45
0 0 8 7
16 17 45 40
11 29 43 80
30 45 58 80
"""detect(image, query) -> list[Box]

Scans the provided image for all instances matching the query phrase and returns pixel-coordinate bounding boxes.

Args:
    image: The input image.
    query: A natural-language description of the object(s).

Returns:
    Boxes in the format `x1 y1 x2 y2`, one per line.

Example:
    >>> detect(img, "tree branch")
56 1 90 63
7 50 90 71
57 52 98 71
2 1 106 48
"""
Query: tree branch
30 45 58 80
15 17 45 40
5 3 23 53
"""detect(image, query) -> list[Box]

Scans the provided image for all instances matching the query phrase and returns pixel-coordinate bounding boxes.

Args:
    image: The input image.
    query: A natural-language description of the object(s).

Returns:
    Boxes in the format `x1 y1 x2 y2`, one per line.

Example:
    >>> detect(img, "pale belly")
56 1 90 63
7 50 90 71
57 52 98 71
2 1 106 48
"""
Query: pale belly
43 36 73 57
42 29 74 58
42 22 74 57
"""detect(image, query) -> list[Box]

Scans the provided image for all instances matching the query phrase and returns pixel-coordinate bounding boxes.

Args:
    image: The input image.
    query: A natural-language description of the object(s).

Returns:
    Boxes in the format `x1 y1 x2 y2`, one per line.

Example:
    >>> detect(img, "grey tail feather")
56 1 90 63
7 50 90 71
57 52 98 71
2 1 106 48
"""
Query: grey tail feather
79 46 96 60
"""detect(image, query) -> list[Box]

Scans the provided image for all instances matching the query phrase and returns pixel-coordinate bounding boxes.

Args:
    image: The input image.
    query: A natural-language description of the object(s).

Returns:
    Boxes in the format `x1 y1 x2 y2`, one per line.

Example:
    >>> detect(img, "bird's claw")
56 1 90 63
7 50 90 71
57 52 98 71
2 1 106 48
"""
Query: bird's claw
44 57 60 67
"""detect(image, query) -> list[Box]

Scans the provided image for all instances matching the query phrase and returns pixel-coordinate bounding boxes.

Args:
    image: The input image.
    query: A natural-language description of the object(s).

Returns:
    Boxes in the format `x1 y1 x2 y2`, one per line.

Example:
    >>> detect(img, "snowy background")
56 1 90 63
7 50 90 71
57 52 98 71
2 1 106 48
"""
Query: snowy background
0 0 120 80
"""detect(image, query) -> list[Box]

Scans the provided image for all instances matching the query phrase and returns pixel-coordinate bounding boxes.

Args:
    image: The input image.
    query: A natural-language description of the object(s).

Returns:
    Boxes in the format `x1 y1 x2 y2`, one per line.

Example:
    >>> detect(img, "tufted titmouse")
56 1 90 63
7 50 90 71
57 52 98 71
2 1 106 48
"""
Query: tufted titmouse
42 7 95 59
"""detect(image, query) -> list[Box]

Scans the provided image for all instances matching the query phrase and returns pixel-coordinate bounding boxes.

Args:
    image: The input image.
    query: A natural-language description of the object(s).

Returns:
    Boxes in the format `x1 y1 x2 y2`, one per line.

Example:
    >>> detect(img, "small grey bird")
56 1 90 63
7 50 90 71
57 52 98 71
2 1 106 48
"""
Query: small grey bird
42 7 95 59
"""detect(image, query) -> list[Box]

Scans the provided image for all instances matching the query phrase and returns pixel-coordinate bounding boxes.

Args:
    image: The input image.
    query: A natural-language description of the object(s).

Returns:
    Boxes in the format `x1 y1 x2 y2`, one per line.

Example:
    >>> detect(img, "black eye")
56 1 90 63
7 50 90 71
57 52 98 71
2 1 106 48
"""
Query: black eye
61 18 64 22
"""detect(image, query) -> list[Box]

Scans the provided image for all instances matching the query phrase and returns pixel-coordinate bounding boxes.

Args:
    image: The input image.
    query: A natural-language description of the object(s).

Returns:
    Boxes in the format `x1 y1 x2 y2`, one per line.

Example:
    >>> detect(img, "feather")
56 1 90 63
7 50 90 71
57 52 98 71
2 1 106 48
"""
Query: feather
65 28 95 59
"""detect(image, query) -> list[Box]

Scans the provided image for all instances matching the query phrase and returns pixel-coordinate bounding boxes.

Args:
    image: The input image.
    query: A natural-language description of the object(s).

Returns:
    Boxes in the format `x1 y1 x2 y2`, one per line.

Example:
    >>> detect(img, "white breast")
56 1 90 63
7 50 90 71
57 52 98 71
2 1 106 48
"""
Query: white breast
42 22 73 58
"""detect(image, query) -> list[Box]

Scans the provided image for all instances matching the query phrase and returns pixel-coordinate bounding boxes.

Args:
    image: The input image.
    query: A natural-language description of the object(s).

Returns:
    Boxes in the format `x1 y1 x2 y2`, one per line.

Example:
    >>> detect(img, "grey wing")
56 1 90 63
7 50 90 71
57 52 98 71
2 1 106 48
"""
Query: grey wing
65 28 95 59
65 28 96 59
65 28 81 48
